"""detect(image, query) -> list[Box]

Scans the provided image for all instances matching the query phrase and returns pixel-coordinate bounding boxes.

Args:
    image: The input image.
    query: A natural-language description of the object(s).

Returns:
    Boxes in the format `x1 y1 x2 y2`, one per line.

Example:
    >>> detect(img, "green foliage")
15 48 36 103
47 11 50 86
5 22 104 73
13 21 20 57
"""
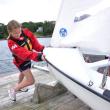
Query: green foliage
0 23 8 39
43 21 55 36
0 21 55 39
35 22 43 30
22 22 36 32
22 21 55 36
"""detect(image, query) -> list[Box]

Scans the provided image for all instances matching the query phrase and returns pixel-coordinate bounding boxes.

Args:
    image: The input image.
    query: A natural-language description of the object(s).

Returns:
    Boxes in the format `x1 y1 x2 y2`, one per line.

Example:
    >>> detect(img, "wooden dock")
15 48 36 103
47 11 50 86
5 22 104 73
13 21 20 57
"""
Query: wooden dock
0 68 93 110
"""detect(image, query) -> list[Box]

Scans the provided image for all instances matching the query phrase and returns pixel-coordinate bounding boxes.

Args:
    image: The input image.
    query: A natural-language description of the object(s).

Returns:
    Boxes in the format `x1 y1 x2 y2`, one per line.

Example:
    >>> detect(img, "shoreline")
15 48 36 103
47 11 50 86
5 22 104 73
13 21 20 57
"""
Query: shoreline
0 39 7 41
0 35 51 41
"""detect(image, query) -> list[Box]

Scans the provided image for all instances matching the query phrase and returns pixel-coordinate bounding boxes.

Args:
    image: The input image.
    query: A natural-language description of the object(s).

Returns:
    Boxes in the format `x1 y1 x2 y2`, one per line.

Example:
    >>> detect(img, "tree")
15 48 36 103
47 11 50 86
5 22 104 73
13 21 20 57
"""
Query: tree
0 23 7 39
22 22 36 33
43 21 55 36
35 22 43 30
0 21 55 39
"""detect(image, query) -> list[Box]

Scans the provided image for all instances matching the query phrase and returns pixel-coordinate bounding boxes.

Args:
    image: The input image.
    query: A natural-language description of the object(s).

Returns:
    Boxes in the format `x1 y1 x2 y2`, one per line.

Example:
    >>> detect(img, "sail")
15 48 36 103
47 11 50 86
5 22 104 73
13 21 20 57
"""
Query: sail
61 7 110 55
51 0 110 55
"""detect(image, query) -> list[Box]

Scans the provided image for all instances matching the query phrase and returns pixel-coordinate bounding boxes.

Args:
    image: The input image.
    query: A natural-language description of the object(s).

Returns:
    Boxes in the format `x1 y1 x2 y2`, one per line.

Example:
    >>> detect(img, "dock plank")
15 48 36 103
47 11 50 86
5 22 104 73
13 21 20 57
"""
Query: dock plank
0 68 92 110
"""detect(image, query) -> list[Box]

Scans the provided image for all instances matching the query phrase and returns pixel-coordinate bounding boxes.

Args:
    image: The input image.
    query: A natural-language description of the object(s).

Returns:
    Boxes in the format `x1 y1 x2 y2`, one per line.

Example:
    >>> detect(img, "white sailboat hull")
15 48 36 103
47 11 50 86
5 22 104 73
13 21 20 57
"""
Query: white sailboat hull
44 47 110 110
48 64 110 110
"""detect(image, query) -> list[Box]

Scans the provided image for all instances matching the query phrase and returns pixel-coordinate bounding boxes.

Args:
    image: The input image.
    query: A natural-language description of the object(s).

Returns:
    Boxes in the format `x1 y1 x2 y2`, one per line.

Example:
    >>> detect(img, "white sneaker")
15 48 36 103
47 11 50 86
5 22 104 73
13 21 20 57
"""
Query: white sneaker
8 88 16 101
18 88 28 92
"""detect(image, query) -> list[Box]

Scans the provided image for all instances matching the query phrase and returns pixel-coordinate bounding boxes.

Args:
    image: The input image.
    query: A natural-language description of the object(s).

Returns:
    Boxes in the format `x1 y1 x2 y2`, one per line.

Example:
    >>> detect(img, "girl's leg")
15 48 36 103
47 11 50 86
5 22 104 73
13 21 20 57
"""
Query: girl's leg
18 73 24 83
14 69 35 92
17 73 29 92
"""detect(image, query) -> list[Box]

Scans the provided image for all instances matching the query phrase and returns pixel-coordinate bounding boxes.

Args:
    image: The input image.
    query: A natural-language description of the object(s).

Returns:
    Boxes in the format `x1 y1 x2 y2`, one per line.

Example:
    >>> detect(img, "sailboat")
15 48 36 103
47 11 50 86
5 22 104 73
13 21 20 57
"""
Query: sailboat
44 0 110 110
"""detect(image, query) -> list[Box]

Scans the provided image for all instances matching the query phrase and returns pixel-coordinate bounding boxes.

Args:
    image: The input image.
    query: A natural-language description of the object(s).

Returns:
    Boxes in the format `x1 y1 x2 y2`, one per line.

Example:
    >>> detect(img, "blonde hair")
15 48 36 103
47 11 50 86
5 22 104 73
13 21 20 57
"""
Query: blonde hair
7 20 21 33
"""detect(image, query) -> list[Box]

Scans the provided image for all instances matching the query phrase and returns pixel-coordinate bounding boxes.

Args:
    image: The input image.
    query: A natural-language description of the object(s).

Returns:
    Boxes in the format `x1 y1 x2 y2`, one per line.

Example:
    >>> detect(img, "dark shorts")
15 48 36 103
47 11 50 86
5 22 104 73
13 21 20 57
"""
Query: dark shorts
18 61 31 72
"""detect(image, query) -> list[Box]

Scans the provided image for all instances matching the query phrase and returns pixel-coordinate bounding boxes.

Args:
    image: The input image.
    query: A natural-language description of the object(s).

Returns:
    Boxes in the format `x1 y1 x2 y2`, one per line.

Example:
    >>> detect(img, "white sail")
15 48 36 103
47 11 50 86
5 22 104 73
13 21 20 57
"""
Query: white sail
51 0 110 55
61 7 110 55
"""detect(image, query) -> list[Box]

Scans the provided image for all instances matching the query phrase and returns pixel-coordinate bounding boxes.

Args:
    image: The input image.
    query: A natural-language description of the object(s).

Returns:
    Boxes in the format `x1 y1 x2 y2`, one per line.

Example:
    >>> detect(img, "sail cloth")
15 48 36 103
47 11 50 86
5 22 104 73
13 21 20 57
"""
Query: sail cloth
60 7 110 55
51 0 110 55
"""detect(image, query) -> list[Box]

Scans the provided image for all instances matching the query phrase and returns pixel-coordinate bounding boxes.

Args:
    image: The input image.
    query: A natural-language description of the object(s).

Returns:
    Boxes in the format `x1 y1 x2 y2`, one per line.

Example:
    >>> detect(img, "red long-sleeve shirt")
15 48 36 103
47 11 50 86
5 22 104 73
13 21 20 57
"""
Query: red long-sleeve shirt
8 28 44 67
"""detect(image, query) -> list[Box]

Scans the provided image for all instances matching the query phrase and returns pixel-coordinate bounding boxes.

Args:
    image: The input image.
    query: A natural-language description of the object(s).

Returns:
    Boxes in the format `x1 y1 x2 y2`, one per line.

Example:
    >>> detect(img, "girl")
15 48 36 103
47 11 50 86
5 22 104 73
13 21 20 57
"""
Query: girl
7 20 44 101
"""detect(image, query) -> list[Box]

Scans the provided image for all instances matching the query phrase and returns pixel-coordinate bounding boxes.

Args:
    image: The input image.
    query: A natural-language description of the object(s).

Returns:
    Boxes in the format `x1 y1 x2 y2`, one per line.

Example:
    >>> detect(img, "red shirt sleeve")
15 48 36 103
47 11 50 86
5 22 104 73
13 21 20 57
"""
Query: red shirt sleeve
8 39 40 62
23 28 44 52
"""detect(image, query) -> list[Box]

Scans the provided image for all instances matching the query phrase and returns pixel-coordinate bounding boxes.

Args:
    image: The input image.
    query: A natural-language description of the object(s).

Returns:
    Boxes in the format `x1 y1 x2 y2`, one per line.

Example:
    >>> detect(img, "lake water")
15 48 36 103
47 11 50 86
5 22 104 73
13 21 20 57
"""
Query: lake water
0 38 51 76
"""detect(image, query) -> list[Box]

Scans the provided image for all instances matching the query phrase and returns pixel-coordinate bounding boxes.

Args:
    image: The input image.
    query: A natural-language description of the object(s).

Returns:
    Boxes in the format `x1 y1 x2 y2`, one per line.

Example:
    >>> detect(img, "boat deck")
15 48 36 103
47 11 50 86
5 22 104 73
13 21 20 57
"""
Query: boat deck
0 68 93 110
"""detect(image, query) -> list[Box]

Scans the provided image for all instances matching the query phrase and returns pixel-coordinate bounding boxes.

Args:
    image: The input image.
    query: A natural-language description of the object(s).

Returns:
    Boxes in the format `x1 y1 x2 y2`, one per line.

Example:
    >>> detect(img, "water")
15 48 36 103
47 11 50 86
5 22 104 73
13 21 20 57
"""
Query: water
0 38 51 76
